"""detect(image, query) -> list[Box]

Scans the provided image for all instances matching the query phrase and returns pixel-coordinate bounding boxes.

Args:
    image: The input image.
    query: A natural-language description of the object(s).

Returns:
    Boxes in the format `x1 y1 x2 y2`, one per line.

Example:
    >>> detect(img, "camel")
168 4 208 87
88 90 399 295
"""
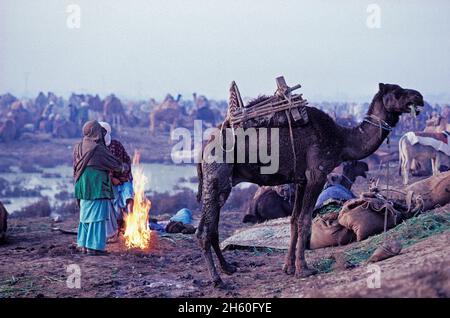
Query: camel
149 94 185 134
399 132 450 185
0 93 17 113
103 94 127 130
196 83 423 285
243 160 368 224
87 94 103 114
34 92 48 112
424 111 448 133
0 119 16 142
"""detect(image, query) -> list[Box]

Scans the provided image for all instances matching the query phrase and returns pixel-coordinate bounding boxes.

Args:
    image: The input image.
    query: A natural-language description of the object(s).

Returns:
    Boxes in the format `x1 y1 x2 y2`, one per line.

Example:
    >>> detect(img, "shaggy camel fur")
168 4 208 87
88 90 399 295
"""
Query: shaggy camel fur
196 83 423 286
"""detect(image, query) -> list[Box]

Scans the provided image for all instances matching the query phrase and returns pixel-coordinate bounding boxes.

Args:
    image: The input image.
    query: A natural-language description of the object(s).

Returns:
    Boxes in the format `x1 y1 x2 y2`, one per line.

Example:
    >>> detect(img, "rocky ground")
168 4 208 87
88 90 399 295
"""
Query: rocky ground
1 211 448 298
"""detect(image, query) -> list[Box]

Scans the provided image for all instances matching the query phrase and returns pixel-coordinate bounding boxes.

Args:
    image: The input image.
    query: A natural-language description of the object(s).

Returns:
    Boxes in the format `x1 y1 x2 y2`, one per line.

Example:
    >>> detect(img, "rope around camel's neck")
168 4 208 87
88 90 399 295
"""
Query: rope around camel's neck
342 98 398 161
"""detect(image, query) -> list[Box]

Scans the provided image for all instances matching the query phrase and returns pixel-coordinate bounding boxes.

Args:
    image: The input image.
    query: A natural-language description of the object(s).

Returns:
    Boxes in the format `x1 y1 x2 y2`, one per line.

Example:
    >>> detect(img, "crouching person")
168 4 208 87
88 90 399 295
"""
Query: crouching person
98 122 134 236
73 120 128 255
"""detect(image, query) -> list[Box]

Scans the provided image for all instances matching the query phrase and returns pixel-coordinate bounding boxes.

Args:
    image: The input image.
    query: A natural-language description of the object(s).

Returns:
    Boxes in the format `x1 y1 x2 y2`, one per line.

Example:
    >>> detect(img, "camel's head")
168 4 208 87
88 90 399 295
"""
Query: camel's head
379 83 424 115
343 160 369 180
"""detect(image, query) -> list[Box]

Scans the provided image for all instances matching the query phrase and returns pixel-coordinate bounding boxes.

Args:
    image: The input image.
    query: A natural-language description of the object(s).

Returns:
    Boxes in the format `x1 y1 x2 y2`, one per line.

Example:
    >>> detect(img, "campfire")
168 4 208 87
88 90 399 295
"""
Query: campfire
123 151 152 250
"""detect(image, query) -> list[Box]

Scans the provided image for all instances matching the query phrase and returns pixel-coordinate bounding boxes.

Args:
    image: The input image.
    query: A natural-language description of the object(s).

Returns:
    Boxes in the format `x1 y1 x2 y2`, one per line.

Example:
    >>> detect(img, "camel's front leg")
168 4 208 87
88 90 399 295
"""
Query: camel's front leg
283 185 304 275
295 171 326 278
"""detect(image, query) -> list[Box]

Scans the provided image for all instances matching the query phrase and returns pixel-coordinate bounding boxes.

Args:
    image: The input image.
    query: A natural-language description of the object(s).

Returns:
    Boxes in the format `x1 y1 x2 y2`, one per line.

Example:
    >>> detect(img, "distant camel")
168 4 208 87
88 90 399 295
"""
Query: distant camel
149 94 184 134
399 132 450 185
243 160 368 224
103 94 127 130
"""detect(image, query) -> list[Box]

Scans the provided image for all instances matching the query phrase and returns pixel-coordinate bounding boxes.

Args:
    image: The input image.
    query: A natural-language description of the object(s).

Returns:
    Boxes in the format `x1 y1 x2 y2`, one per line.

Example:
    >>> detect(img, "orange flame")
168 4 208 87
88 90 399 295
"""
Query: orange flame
123 151 152 249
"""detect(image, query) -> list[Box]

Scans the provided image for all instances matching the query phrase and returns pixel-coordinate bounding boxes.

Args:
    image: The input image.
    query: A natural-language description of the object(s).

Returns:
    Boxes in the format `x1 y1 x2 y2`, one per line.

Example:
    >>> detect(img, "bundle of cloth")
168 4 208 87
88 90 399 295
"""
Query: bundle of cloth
404 131 450 156
149 208 196 234
309 170 450 249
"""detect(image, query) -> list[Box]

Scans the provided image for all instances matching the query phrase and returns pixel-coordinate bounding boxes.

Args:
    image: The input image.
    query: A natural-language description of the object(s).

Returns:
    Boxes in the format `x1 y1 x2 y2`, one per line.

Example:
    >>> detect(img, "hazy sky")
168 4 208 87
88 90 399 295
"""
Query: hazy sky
0 0 449 102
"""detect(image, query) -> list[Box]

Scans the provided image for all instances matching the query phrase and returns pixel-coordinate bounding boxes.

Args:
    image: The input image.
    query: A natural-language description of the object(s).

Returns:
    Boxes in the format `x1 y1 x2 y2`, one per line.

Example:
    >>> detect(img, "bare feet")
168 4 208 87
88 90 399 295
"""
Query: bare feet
86 248 109 256
76 247 87 254
107 233 119 243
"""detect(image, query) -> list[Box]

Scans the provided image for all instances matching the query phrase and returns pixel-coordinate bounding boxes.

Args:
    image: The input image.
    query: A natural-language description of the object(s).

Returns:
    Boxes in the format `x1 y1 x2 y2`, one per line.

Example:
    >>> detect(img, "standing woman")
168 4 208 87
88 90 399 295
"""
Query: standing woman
73 120 128 255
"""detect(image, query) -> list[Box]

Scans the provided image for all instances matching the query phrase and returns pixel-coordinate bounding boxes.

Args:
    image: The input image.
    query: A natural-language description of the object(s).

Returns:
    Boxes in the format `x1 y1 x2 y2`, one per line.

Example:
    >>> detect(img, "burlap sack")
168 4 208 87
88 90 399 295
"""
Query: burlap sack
310 212 355 249
0 201 8 243
405 170 450 212
367 240 402 263
338 198 402 241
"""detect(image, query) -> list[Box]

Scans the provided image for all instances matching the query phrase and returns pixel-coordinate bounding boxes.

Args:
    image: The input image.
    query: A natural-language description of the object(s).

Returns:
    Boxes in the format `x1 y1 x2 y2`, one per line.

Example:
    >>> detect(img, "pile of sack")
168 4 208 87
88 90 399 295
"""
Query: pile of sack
310 195 404 249
309 170 450 249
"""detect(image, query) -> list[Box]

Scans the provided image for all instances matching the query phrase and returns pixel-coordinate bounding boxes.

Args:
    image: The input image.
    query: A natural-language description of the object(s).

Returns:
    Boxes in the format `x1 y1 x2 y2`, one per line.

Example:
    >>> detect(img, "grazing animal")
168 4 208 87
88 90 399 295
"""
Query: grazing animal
243 160 368 224
197 83 423 285
399 132 450 185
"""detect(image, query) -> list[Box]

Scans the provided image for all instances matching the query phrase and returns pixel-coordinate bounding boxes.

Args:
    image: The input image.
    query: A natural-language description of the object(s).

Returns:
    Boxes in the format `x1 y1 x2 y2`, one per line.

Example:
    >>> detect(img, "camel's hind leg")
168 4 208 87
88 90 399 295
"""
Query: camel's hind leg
197 173 232 286
295 170 326 278
283 184 304 275
211 207 236 275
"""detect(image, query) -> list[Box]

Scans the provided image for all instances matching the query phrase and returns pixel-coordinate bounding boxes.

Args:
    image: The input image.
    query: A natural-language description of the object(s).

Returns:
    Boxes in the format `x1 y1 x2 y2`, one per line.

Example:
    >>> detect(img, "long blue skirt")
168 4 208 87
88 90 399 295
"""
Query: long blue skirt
77 199 109 251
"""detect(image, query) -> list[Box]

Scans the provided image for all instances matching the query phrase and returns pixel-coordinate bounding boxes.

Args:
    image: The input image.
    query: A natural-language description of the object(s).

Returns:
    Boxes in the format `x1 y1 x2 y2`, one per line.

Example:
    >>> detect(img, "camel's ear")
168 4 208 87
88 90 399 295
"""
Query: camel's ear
379 83 386 93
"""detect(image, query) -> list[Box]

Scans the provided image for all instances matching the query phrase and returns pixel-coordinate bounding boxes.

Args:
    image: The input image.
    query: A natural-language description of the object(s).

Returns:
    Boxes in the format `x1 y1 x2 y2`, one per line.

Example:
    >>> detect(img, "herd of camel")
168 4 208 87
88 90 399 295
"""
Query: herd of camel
0 91 220 142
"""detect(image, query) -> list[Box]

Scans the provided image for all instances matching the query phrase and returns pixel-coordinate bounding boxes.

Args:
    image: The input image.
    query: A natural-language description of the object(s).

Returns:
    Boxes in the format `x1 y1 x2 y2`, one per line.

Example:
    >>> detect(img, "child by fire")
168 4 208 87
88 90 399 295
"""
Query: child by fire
73 120 129 255
99 122 134 240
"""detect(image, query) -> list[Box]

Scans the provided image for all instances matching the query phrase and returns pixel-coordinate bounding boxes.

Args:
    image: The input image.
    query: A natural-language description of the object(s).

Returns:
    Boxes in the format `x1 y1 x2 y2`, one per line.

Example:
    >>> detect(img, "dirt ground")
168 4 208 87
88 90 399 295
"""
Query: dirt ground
1 133 449 298
1 197 449 298
1 214 449 298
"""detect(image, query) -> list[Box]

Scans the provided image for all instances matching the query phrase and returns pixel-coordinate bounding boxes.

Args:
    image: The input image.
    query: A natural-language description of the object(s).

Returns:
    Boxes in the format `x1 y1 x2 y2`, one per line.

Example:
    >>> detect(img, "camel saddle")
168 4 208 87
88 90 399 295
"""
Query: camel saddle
227 76 309 128
414 131 449 144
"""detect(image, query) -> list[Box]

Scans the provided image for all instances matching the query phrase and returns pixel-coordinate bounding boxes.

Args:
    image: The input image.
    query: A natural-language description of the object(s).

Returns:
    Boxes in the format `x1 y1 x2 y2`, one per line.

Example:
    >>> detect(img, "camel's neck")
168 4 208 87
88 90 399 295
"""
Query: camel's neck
340 174 353 190
341 95 400 161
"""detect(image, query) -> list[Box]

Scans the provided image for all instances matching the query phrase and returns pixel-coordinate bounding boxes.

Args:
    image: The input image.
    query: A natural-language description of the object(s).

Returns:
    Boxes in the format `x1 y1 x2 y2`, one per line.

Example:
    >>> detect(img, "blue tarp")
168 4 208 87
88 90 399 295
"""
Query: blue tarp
169 208 193 225
314 184 355 211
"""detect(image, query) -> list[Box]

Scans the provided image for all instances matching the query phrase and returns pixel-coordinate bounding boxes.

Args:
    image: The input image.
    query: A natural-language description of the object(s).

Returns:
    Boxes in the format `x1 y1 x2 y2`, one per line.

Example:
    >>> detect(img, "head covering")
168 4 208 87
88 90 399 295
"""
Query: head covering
73 120 123 182
98 121 112 146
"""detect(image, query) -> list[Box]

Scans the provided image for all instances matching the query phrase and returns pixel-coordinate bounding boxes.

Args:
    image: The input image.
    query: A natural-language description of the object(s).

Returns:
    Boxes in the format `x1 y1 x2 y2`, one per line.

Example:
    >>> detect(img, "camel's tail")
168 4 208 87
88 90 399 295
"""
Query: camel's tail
196 163 203 203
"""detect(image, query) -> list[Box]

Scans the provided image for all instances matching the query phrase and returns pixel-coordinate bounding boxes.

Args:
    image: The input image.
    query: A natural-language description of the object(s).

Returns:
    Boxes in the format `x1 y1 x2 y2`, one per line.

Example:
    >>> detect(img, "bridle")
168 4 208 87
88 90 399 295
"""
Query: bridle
363 114 393 132
341 174 354 188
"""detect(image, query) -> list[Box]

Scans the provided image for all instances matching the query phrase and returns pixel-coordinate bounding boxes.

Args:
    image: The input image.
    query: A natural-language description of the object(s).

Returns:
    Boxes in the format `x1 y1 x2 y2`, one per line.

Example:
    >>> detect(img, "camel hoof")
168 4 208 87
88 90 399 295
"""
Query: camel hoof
221 263 237 275
295 267 318 278
282 263 295 275
212 277 224 288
